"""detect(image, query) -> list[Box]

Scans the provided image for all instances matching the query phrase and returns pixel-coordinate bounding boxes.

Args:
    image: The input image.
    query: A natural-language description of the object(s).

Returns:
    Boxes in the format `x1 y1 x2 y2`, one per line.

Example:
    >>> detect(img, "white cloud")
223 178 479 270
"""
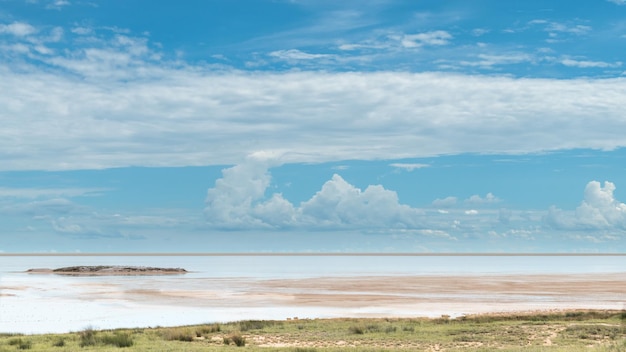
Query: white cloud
1 198 78 216
460 53 534 68
546 23 591 35
205 158 425 230
561 58 622 68
396 30 452 48
300 174 424 228
390 163 429 171
0 187 105 199
204 157 275 228
47 0 70 9
71 26 93 35
608 0 626 4
546 181 626 231
432 196 457 208
466 193 500 205
472 28 489 36
269 49 333 60
0 22 37 37
529 20 591 36
3 33 626 171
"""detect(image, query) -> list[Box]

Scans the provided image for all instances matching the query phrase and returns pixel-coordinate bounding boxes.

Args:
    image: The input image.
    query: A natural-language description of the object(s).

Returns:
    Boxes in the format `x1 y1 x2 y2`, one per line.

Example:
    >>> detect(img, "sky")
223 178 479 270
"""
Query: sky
1 0 626 253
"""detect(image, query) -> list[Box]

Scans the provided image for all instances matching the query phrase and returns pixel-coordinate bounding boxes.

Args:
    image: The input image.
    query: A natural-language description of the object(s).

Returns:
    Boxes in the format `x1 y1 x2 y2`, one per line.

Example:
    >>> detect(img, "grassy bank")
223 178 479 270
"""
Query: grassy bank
1 310 625 351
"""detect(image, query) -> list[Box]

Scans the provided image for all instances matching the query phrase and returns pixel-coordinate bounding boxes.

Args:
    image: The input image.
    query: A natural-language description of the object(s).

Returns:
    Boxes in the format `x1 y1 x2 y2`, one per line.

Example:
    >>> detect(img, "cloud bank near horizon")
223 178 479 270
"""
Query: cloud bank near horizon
204 158 626 242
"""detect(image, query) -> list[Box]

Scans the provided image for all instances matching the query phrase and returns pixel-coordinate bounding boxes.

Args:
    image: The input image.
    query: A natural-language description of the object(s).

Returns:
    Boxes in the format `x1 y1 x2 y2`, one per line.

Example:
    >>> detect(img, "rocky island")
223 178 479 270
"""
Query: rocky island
26 265 187 276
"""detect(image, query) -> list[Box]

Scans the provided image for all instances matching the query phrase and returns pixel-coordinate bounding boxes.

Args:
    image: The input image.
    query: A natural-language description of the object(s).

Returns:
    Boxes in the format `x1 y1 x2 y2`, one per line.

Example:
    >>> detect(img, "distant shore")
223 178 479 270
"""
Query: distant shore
26 265 187 276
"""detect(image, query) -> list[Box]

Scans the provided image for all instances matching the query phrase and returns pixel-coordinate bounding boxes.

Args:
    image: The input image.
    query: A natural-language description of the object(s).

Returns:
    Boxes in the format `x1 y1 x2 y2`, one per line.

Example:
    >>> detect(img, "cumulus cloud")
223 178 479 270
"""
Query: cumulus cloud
300 174 423 228
0 22 37 37
205 158 424 230
546 181 626 231
204 157 276 228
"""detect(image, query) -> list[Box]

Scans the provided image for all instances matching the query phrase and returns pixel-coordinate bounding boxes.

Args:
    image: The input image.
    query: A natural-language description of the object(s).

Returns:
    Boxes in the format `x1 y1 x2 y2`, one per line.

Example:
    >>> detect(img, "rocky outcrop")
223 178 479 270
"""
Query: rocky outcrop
27 265 187 275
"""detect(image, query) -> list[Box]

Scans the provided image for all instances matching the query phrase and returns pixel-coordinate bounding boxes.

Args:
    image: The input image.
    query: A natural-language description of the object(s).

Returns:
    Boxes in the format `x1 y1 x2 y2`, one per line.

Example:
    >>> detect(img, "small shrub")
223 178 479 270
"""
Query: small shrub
349 325 364 334
230 333 246 347
365 324 381 333
195 324 220 335
79 327 97 347
564 325 621 341
239 320 276 331
223 336 231 345
293 348 317 352
52 338 65 347
100 332 134 347
162 328 194 342
402 326 415 332
384 325 397 333
8 338 31 349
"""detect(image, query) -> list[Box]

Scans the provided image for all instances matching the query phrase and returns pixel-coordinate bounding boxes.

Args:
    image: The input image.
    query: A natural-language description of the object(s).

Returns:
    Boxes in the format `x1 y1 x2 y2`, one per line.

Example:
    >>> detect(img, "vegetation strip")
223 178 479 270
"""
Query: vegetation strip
1 310 625 351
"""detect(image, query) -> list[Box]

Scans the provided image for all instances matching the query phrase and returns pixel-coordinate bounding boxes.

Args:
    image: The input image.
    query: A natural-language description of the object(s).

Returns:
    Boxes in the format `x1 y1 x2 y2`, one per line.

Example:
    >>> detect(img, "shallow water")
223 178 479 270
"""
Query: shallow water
1 255 625 334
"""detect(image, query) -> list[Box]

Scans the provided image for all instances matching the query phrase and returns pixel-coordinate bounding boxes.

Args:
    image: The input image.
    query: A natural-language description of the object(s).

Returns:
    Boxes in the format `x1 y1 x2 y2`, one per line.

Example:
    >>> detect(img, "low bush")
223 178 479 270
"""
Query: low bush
224 333 245 346
348 325 364 334
8 338 32 350
230 333 246 347
100 332 134 347
79 328 97 347
161 328 194 342
196 324 221 335
239 320 277 331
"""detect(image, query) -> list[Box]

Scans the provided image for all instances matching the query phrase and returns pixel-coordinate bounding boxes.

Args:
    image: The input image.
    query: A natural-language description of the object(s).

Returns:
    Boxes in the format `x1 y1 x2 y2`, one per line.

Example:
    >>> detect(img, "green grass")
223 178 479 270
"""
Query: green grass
0 310 624 351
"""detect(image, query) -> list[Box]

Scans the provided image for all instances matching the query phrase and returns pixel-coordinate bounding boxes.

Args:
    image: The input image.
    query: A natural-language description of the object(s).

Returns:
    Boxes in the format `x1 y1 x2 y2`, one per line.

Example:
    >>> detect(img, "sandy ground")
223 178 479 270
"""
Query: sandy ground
1 272 625 333
117 273 626 316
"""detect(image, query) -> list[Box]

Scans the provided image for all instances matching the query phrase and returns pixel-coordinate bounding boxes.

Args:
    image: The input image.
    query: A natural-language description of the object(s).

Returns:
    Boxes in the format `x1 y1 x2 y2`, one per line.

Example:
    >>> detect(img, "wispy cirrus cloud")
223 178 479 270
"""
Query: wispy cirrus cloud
389 163 430 171
561 58 622 68
0 187 106 199
269 49 335 61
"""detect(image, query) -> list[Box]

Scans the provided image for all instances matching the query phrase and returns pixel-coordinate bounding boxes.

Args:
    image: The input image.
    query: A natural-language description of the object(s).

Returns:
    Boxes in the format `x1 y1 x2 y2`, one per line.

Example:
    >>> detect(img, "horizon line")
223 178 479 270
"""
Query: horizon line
1 252 626 256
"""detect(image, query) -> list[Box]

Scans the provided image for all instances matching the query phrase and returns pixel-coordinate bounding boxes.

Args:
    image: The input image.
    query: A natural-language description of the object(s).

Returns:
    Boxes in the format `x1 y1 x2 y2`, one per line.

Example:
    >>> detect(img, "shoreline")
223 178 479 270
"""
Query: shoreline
2 272 625 334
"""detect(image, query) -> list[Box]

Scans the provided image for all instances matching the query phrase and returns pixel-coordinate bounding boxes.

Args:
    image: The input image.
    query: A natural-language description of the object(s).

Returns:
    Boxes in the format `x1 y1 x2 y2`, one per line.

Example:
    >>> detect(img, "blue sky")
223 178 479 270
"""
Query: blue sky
1 0 626 253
